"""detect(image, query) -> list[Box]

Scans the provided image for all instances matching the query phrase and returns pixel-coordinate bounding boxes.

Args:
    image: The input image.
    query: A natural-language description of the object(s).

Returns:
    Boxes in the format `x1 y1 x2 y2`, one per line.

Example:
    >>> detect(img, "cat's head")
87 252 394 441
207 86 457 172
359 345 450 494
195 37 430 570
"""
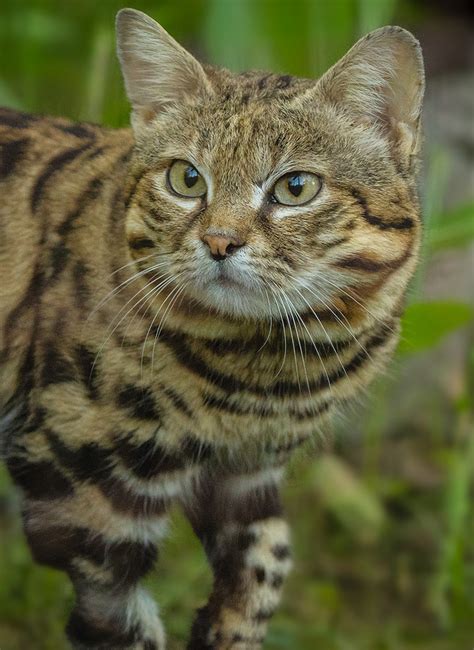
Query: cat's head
116 8 424 328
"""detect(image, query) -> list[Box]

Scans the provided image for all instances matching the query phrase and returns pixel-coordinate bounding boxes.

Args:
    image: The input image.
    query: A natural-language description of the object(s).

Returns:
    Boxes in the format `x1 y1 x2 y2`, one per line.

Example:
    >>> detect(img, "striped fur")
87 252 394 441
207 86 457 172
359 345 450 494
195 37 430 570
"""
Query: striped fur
0 9 424 649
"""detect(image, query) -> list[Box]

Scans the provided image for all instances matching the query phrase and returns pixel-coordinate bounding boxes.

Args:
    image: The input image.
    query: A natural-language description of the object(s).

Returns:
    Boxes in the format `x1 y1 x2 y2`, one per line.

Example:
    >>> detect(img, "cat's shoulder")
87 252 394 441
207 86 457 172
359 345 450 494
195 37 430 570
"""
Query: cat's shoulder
0 106 131 157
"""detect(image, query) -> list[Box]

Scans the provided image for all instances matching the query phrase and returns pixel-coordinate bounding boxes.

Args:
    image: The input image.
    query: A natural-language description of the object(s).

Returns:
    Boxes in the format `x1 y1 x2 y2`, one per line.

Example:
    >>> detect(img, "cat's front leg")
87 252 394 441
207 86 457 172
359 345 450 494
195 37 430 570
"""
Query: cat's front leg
21 493 168 650
8 428 179 650
185 469 292 649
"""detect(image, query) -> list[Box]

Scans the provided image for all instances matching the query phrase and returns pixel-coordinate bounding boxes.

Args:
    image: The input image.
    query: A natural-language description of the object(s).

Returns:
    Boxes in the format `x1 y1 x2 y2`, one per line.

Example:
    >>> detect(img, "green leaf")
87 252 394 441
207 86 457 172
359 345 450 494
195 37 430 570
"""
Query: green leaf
309 454 385 544
427 203 474 253
399 301 473 354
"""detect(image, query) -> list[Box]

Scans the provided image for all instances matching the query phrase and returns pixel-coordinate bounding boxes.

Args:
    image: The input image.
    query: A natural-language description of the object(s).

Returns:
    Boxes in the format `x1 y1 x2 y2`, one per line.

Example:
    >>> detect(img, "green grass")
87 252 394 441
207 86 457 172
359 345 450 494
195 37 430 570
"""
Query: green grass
1 1 473 648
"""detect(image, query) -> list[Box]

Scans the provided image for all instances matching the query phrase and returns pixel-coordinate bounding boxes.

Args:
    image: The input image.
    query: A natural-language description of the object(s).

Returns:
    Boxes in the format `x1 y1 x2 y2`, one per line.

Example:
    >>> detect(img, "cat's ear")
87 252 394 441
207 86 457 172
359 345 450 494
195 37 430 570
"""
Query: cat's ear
116 9 211 119
316 26 425 156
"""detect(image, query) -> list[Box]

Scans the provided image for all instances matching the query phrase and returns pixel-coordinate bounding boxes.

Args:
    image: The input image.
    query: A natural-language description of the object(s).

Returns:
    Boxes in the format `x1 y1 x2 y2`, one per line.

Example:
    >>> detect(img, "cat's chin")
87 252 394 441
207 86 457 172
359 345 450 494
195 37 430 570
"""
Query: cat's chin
181 262 274 320
197 283 272 320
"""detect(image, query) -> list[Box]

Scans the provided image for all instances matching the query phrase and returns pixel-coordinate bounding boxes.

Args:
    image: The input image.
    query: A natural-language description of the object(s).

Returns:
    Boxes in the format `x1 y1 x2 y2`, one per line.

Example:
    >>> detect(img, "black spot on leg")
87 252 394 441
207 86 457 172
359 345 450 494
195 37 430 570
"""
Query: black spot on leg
271 573 284 589
26 523 157 584
187 604 217 650
254 608 275 622
143 641 158 650
66 610 139 648
254 566 266 583
233 482 283 526
272 544 291 561
237 530 257 551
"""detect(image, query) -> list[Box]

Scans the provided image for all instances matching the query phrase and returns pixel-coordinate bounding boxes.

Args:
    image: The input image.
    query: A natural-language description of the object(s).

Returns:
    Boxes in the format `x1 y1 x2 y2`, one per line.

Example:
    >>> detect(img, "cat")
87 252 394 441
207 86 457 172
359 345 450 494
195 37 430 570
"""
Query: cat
0 7 424 650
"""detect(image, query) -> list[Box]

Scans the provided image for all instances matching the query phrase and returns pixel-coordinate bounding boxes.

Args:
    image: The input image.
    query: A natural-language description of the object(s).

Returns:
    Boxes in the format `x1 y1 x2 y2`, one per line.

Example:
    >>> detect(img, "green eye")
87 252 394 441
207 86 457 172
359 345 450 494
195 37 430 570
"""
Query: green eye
167 160 207 198
272 171 321 206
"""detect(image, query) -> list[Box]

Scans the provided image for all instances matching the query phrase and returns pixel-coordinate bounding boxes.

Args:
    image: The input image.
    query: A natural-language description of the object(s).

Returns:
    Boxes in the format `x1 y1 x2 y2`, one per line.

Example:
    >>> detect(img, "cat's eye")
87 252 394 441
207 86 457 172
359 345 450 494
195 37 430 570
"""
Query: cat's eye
167 160 207 198
272 171 321 206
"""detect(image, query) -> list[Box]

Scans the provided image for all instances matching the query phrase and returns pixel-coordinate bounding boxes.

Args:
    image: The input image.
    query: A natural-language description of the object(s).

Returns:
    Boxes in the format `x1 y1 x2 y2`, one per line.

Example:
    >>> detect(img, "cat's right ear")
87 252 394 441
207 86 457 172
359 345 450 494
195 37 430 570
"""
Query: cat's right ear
314 26 425 159
116 8 212 122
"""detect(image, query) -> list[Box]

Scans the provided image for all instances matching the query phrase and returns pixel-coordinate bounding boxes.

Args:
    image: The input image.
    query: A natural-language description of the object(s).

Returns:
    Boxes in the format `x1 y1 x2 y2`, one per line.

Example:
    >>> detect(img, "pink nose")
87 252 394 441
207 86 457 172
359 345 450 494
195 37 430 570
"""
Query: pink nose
201 233 245 260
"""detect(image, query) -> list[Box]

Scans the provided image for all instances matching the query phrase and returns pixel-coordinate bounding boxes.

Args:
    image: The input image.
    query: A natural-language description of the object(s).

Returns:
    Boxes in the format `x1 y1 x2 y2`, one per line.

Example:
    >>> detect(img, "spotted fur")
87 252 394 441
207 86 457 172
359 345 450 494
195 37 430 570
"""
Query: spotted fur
0 8 424 649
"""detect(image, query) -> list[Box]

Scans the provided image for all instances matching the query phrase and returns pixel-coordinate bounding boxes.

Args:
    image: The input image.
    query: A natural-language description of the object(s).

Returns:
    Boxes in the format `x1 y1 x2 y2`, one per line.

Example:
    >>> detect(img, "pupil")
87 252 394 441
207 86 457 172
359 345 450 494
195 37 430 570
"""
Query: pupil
184 166 199 188
288 175 304 197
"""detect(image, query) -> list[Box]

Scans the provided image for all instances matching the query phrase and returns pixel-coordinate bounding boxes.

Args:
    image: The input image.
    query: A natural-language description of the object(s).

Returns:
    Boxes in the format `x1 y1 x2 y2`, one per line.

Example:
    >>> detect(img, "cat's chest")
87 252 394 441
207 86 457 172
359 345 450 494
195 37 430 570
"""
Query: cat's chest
101 331 339 451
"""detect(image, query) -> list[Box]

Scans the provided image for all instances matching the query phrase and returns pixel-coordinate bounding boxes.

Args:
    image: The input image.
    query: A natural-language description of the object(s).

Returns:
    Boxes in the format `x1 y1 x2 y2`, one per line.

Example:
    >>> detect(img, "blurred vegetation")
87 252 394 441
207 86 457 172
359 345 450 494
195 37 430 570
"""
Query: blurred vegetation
0 1 473 649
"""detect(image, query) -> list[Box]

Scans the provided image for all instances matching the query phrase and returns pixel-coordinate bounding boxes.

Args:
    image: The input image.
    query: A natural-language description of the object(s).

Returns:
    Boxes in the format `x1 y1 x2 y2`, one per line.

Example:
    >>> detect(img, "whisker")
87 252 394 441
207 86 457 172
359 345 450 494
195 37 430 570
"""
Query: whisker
266 284 288 382
271 282 333 396
256 285 274 354
150 281 189 376
119 271 180 343
300 283 374 363
92 271 176 377
274 287 301 392
109 253 157 277
140 273 186 378
292 286 349 383
280 289 311 395
315 274 397 335
86 260 171 321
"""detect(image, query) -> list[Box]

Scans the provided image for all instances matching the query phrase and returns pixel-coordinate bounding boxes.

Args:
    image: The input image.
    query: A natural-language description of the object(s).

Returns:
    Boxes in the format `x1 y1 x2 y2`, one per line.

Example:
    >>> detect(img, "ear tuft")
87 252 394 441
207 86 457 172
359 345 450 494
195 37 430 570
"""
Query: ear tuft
317 26 425 152
116 8 211 115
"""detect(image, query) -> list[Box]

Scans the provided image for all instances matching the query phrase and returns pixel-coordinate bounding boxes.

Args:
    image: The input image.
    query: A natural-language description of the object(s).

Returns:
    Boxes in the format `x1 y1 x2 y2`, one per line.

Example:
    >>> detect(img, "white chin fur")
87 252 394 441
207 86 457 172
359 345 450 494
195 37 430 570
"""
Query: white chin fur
179 253 342 320
195 282 273 319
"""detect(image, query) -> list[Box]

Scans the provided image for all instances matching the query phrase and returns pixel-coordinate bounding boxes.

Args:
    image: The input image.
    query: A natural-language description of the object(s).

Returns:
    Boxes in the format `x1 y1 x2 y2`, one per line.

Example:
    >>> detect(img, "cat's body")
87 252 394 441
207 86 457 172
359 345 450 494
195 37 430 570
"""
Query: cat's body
0 9 424 650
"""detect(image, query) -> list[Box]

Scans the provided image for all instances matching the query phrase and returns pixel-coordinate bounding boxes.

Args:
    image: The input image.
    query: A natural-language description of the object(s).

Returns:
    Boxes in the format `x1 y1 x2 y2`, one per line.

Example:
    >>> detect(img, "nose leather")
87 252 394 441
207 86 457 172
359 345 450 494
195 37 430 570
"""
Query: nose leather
203 235 233 257
201 232 245 259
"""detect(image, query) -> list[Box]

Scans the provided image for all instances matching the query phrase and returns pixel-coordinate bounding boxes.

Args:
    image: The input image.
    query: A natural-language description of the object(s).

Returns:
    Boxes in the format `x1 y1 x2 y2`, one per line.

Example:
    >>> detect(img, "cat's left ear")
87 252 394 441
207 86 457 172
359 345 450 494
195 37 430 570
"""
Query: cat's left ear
315 26 425 158
116 8 212 122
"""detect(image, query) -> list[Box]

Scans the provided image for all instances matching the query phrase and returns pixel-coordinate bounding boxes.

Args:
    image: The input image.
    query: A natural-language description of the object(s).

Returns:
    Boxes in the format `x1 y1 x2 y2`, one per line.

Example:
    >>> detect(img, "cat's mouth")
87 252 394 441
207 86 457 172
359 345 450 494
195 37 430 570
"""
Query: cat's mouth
185 260 268 318
214 265 243 288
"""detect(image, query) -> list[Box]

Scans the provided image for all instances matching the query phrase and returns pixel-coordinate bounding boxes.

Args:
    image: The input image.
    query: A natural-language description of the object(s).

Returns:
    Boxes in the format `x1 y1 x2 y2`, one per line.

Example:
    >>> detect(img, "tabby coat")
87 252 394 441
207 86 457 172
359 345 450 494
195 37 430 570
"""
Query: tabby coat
0 8 424 650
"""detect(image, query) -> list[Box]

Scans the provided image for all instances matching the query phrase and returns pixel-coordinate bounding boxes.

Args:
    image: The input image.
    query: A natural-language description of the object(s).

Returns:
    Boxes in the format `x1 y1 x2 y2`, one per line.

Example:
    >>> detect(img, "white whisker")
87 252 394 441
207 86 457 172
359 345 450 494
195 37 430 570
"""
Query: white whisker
300 283 374 363
292 286 349 383
150 281 188 377
86 260 171 321
140 273 186 378
316 274 397 335
280 289 311 395
256 285 274 354
266 284 288 381
274 287 301 392
92 270 176 377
